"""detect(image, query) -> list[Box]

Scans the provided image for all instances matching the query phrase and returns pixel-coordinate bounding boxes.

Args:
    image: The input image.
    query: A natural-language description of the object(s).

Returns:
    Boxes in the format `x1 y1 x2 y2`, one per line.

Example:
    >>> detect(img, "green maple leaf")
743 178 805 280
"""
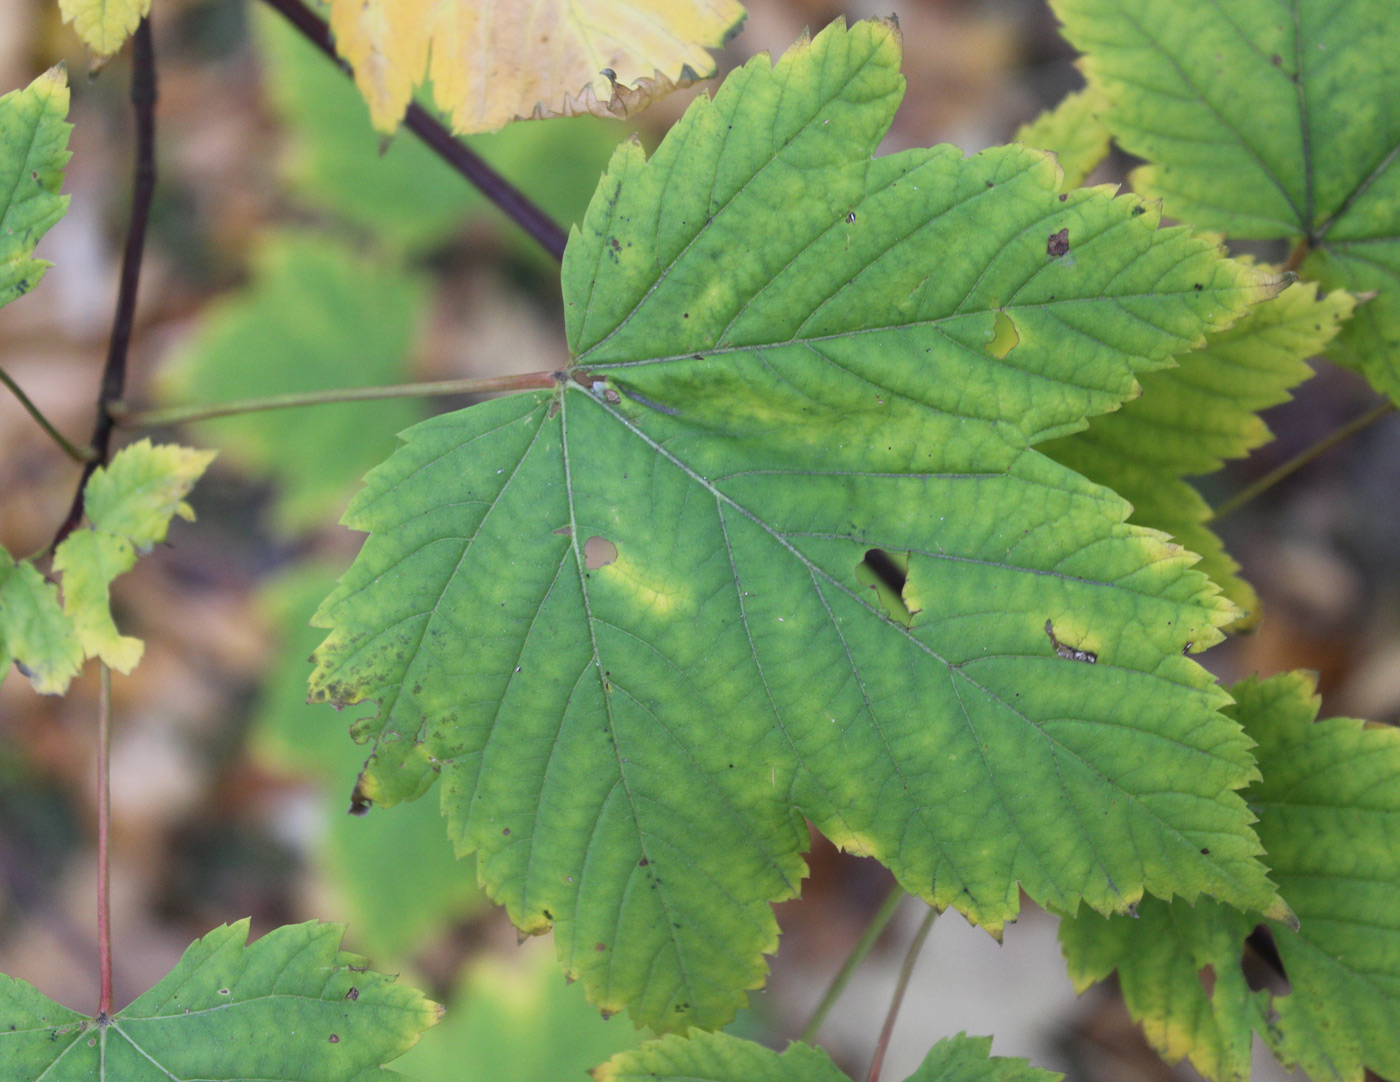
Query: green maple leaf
310 18 1292 1032
1059 671 1400 1082
1044 280 1355 628
1053 0 1400 401
0 920 439 1081
597 1031 1059 1082
1 66 71 310
0 548 82 694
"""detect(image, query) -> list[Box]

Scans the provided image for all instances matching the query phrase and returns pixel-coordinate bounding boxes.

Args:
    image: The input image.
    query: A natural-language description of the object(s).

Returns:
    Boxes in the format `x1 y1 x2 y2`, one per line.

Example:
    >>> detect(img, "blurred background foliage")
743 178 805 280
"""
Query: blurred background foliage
0 1 1395 1080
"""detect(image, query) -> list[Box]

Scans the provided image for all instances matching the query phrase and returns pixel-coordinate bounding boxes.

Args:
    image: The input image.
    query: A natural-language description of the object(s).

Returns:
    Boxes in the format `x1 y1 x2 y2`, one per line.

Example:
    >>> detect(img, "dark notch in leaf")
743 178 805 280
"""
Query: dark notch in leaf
856 548 917 626
1244 924 1290 996
1045 619 1097 663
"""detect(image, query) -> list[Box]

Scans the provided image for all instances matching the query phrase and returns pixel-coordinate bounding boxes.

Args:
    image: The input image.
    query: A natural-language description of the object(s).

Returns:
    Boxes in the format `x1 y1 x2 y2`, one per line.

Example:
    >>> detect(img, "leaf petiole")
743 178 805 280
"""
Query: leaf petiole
865 903 937 1082
1208 399 1396 521
110 371 559 428
0 367 94 462
799 884 907 1044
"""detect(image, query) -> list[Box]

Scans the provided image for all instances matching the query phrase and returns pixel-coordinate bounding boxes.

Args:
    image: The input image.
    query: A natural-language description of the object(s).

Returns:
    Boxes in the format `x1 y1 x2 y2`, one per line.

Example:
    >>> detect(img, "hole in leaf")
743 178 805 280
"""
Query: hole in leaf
553 526 573 538
1197 964 1216 997
856 548 917 626
1243 924 1290 996
585 536 618 570
986 310 1019 359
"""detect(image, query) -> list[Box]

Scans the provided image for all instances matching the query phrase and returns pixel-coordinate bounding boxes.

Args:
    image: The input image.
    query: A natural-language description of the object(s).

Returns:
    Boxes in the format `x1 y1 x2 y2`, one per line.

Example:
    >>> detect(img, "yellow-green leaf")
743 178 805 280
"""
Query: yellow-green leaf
1044 280 1356 628
58 0 151 58
327 0 747 134
0 66 71 309
1013 86 1110 190
51 530 141 672
0 548 83 695
83 439 217 548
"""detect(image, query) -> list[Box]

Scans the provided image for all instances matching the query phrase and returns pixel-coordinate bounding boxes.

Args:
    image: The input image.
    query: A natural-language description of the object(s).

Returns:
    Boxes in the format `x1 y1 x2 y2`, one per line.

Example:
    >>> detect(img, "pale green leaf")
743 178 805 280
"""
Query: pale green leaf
82 439 217 548
1059 671 1400 1082
51 530 140 672
46 440 215 677
598 1032 1059 1082
0 547 83 694
392 944 642 1082
1044 281 1356 627
160 233 424 534
311 19 1288 1032
250 566 483 960
0 66 71 310
0 920 439 1081
58 0 150 57
255 8 624 254
1053 0 1400 401
1013 87 1110 190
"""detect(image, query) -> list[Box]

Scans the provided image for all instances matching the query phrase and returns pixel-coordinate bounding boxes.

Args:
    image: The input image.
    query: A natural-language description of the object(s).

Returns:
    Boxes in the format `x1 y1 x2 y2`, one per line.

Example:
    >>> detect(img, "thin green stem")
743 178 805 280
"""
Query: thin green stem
1207 400 1396 522
0 367 94 462
110 371 560 428
865 903 937 1082
799 884 907 1045
96 664 114 1018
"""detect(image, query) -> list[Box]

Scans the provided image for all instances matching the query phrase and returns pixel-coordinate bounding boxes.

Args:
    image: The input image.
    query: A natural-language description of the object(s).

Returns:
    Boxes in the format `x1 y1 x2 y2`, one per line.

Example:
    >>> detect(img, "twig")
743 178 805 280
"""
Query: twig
799 885 906 1044
51 18 158 549
110 370 559 427
257 0 569 260
865 903 937 1082
96 663 114 1018
0 367 94 461
1207 399 1396 522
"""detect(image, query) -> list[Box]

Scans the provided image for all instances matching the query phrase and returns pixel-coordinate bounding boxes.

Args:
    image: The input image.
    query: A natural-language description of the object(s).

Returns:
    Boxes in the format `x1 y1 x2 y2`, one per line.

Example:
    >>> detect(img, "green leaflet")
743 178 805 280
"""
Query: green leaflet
1044 281 1356 627
1013 86 1111 190
0 548 82 694
311 19 1290 1032
1054 0 1400 401
1059 672 1400 1082
160 233 424 534
0 66 71 310
392 944 642 1082
52 440 215 674
0 920 439 1081
597 1031 1059 1082
250 566 484 960
255 7 622 254
2 441 213 692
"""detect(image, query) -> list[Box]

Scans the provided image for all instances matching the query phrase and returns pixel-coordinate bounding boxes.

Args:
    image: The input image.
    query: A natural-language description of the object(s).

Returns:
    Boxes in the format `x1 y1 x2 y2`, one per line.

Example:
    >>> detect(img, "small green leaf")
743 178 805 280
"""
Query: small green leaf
50 440 215 676
51 530 141 672
0 920 439 1081
312 18 1288 1032
83 440 216 547
1013 86 1110 190
0 66 72 310
1044 281 1356 627
0 548 83 694
597 1032 1060 1082
1053 0 1400 401
1059 671 1400 1082
161 233 424 534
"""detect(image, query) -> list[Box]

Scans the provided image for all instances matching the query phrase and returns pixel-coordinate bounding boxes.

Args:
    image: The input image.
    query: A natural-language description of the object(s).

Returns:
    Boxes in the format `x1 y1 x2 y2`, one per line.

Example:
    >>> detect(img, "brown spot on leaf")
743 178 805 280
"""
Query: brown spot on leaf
345 988 359 1001
329 1034 340 1043
1047 228 1070 258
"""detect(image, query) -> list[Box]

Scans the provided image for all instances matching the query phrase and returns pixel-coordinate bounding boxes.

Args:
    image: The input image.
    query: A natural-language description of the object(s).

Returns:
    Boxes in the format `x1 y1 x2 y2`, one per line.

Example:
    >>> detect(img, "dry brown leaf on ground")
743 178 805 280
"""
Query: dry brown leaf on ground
329 0 746 134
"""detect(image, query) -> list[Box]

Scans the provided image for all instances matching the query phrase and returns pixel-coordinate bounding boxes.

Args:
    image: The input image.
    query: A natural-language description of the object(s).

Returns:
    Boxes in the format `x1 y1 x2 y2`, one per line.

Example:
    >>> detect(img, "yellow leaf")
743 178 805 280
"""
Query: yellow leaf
329 0 747 134
58 0 152 58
